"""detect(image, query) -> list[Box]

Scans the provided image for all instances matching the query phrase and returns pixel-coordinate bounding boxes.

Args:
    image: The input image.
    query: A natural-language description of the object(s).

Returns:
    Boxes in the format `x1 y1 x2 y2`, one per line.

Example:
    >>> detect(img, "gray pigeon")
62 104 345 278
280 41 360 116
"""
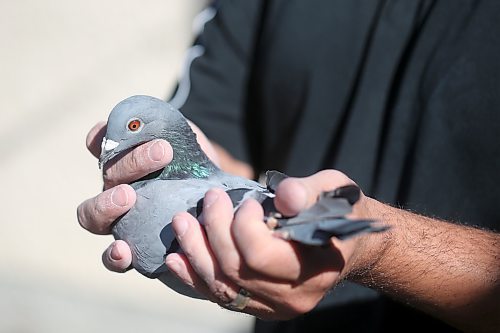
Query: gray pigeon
99 95 387 298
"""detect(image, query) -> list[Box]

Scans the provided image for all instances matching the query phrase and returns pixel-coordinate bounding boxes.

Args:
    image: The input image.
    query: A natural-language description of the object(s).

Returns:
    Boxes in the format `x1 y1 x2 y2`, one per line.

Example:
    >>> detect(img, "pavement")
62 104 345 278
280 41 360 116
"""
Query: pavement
0 1 253 332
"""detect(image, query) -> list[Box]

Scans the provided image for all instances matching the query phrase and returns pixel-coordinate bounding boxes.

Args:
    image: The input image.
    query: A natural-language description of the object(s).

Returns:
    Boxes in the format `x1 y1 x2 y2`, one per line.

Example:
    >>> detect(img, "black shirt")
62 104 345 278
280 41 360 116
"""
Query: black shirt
172 0 500 331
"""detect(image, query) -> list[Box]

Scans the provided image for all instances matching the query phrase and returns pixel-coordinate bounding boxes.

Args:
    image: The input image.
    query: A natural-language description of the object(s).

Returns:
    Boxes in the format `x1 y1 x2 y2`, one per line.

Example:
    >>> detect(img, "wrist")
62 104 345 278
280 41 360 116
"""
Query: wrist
341 196 395 284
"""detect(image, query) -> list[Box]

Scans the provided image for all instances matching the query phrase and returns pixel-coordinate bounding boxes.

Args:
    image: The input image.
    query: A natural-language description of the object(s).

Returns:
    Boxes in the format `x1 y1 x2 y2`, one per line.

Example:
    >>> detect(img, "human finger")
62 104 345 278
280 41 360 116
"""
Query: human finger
77 184 136 234
102 240 133 273
171 195 305 311
166 252 276 319
165 252 214 298
174 200 338 318
86 121 107 158
201 188 241 279
102 139 173 190
231 199 303 281
169 212 237 304
274 169 354 216
170 211 279 317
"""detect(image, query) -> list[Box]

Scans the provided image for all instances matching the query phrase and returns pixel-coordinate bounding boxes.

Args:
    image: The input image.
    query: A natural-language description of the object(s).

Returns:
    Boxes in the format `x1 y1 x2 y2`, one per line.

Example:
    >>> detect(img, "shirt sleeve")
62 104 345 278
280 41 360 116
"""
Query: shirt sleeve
168 0 264 164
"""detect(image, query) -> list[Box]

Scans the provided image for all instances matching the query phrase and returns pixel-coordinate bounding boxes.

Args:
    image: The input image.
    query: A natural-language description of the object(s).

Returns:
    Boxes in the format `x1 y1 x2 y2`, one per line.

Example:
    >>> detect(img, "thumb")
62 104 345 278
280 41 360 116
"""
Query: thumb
274 170 355 216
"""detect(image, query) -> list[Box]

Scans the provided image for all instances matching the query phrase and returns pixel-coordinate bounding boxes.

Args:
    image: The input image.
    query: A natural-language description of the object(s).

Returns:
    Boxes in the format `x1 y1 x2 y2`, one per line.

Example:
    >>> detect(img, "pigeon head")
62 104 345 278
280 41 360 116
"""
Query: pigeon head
100 95 217 179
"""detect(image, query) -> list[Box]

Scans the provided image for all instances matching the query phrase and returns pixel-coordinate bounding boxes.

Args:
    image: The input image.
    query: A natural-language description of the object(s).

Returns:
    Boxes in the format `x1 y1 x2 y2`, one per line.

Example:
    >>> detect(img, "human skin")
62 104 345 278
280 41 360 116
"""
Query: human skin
77 122 500 332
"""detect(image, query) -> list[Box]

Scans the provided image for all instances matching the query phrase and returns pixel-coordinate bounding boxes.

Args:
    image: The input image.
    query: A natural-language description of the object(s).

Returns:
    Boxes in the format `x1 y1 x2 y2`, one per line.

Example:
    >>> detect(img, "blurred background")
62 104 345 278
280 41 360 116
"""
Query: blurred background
0 1 253 332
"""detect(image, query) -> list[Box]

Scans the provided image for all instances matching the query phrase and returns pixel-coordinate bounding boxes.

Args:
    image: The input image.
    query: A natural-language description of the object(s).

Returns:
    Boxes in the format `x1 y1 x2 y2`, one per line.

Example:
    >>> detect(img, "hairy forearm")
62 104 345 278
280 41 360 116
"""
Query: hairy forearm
347 198 500 332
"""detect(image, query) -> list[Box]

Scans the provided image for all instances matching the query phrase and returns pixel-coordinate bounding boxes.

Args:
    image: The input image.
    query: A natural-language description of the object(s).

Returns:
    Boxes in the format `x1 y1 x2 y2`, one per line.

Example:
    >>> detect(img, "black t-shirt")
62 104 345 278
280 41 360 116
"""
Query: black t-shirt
172 0 500 331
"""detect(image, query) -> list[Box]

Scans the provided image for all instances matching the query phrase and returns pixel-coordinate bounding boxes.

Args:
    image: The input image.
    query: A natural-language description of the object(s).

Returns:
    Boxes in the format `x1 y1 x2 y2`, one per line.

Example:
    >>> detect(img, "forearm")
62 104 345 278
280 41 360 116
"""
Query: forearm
188 120 254 179
348 197 500 332
210 141 254 179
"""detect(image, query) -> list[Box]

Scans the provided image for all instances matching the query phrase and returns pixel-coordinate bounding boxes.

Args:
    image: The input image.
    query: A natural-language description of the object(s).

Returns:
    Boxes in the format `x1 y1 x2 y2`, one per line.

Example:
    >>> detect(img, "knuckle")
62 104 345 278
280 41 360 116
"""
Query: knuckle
76 203 89 230
318 169 342 179
219 261 240 281
283 297 317 316
94 194 109 217
175 212 194 225
244 250 269 273
129 148 146 172
317 169 350 188
103 147 149 187
77 204 106 234
316 275 334 291
86 195 112 234
209 280 232 303
86 122 106 157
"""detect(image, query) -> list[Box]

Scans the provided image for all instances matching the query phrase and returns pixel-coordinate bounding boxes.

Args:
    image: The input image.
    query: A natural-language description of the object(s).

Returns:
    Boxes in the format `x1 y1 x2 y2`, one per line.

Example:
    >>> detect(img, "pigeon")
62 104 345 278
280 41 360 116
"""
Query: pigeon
99 95 387 298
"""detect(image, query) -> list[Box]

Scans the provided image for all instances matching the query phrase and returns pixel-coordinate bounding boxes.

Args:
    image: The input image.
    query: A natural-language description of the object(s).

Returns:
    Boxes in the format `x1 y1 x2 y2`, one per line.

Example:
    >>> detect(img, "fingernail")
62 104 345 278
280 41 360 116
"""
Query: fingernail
110 243 121 261
203 190 219 209
166 260 180 275
148 140 165 162
111 186 129 207
173 217 188 238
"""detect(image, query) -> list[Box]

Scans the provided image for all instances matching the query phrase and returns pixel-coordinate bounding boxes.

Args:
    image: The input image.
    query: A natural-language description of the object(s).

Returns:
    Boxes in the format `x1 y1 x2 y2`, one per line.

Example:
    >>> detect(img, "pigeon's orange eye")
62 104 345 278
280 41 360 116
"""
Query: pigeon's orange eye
127 119 142 132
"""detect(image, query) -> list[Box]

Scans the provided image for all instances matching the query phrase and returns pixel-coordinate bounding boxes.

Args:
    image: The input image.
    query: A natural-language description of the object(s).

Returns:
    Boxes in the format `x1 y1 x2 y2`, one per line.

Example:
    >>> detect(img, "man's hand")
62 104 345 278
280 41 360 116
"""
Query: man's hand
164 170 369 320
77 121 174 271
77 120 500 330
163 166 500 330
76 120 253 273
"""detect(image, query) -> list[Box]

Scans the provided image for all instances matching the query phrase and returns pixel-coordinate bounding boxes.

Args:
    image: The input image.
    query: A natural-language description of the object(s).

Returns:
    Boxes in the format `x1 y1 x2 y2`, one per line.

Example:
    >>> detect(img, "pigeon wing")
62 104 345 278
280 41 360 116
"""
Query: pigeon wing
272 185 388 245
276 218 389 246
265 170 289 193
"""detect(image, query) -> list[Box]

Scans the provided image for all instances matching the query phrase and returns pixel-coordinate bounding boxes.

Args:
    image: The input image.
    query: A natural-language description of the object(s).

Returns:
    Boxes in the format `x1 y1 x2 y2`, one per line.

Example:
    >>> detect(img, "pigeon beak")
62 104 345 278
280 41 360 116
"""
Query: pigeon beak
98 137 121 169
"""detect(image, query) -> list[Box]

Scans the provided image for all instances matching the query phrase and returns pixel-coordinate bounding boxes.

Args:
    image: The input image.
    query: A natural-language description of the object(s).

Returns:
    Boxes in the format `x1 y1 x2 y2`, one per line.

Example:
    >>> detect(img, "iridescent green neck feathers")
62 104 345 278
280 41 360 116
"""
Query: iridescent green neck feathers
158 120 218 180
